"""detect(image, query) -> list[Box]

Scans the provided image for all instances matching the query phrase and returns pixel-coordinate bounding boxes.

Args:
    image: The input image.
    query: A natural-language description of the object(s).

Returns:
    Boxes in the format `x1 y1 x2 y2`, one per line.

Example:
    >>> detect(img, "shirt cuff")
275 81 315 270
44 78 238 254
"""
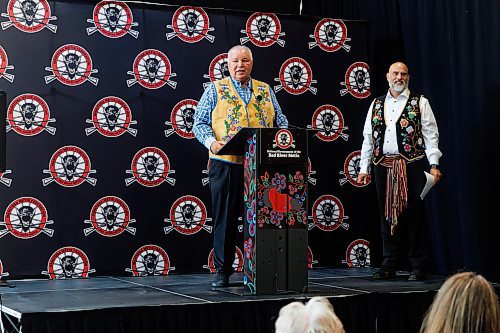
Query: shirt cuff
360 168 370 175
359 163 371 175
204 137 217 151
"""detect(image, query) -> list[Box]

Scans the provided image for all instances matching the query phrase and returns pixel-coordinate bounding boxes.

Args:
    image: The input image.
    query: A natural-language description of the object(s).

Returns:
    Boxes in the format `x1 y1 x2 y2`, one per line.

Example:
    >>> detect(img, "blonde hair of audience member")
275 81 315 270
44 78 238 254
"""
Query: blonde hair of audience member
275 296 345 333
420 271 500 333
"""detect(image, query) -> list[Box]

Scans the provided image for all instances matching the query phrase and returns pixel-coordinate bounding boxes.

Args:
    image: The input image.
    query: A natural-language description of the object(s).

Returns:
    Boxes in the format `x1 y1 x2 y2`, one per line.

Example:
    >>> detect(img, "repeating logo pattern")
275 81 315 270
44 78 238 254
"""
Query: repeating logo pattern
308 105 348 142
127 245 175 276
166 6 215 43
164 99 197 139
339 151 370 187
240 12 285 47
203 247 244 273
127 49 177 89
86 1 138 38
274 57 317 95
45 44 99 86
125 147 176 187
340 61 370 98
0 5 373 280
7 93 56 136
343 239 370 267
1 197 54 239
201 159 211 186
84 196 136 237
309 18 350 52
43 146 97 187
1 0 57 33
0 170 12 187
85 96 137 137
0 46 15 83
164 195 212 235
307 158 317 185
203 53 229 89
309 195 349 231
43 246 95 279
307 246 319 268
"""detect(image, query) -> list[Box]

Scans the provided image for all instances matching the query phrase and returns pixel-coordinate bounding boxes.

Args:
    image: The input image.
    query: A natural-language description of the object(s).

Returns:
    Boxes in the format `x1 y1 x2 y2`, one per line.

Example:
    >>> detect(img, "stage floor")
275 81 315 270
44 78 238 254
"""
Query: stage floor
0 268 449 333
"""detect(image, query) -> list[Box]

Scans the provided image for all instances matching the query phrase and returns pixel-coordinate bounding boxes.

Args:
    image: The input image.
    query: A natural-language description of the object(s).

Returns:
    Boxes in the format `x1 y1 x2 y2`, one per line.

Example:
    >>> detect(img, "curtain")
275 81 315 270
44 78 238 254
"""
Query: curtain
303 0 500 281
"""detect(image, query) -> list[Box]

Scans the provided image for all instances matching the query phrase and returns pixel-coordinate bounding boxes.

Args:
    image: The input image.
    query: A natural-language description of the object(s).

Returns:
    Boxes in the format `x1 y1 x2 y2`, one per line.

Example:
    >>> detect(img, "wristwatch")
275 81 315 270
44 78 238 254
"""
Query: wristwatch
430 164 438 169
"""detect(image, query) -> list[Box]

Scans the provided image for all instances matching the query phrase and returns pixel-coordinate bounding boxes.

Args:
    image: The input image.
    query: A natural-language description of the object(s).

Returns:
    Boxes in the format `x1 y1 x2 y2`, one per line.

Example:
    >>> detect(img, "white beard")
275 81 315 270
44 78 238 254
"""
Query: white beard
389 80 407 92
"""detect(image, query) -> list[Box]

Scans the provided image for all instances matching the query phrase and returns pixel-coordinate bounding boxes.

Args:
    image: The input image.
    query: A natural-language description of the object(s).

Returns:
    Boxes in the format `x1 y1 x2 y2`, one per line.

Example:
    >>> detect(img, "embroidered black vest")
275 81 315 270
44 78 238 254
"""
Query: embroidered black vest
371 93 426 164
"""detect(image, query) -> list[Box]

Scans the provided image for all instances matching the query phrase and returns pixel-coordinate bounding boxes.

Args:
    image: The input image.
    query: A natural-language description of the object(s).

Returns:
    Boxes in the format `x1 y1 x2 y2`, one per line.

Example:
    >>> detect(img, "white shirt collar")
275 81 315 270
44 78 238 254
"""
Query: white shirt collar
386 88 410 101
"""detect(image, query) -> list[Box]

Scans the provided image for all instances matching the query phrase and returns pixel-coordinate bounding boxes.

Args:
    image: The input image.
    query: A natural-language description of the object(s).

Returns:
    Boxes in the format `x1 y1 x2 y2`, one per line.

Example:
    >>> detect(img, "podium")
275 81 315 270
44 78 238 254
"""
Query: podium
219 128 308 295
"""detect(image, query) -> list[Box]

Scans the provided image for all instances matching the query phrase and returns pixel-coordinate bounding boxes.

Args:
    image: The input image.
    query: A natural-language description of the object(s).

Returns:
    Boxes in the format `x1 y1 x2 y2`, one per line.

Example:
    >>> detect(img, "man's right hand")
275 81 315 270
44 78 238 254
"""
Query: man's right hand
357 173 369 185
210 141 225 154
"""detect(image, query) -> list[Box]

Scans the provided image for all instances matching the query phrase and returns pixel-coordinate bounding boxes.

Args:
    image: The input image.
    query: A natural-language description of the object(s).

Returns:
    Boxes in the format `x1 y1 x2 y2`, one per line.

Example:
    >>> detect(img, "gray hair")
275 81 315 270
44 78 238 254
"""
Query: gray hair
227 45 253 61
275 296 345 333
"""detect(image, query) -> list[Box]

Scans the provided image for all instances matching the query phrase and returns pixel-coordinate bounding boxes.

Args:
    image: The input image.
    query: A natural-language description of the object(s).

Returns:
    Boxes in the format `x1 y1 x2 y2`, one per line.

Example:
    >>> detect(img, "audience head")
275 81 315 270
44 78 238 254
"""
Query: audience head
275 296 345 333
420 271 500 333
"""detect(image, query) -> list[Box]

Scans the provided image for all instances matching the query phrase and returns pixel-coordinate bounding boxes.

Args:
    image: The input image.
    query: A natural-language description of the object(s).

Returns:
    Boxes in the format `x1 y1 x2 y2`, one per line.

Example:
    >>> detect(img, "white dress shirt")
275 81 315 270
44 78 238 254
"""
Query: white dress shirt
359 88 442 174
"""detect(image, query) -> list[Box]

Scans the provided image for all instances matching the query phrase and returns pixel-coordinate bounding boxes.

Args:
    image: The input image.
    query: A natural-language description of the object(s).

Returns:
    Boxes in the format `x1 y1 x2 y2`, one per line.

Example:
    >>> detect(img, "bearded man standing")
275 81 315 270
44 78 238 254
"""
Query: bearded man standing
357 62 442 281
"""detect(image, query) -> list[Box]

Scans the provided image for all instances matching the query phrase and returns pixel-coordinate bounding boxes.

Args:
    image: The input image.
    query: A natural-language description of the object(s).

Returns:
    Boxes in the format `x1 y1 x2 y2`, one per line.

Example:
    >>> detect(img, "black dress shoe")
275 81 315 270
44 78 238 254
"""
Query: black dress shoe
408 271 426 281
372 268 396 280
211 271 230 287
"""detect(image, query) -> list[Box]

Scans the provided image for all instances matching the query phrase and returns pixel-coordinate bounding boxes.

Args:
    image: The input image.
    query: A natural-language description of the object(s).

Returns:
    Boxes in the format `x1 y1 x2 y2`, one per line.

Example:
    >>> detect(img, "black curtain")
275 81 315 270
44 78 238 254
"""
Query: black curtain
303 0 500 281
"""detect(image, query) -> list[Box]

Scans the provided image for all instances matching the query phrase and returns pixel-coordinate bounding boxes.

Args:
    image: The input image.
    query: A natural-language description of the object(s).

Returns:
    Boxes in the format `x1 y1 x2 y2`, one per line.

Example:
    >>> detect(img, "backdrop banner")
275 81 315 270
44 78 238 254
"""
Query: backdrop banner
0 90 5 172
0 0 377 279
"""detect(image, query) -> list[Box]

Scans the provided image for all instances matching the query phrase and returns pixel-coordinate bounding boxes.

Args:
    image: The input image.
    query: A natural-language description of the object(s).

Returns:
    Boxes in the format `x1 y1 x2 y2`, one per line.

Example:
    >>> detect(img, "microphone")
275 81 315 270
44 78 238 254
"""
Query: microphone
252 91 263 103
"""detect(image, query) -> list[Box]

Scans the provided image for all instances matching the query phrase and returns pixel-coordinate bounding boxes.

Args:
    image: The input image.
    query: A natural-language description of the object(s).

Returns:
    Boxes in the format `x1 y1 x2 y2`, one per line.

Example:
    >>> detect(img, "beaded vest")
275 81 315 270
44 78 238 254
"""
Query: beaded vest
210 77 275 163
371 93 425 164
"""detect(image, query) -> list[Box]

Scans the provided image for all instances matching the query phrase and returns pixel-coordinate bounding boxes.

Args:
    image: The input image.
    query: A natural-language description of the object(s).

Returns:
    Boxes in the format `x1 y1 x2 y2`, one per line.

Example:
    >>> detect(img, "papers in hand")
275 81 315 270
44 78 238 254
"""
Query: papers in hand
420 171 435 200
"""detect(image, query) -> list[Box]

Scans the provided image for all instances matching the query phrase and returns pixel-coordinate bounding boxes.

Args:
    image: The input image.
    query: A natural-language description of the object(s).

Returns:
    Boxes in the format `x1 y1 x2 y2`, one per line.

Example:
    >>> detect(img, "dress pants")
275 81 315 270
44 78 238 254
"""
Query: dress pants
373 158 428 271
208 158 243 273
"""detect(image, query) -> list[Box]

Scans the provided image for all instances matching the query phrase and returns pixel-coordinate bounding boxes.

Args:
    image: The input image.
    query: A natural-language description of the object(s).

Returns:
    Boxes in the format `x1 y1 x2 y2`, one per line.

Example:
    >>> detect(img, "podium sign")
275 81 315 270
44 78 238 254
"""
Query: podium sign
259 128 307 165
220 128 308 295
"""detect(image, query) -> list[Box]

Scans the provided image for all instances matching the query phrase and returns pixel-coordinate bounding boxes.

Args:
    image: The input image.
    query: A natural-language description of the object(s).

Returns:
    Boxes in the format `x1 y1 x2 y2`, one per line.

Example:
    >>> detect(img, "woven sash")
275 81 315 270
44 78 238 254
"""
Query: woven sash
380 155 408 235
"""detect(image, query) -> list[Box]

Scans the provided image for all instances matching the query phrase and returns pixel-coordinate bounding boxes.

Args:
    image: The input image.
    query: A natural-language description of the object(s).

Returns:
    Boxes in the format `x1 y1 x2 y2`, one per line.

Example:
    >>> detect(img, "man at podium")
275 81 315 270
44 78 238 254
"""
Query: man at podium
193 45 288 287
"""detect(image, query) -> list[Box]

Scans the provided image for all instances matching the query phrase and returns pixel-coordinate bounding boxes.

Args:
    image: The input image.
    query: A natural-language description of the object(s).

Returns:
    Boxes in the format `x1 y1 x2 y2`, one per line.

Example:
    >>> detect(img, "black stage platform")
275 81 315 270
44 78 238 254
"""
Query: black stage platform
0 268 459 333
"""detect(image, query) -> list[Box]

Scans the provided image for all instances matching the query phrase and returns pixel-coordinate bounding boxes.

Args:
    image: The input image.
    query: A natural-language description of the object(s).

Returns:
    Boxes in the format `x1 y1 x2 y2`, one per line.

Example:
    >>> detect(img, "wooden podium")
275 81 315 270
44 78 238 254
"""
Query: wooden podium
219 128 308 295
